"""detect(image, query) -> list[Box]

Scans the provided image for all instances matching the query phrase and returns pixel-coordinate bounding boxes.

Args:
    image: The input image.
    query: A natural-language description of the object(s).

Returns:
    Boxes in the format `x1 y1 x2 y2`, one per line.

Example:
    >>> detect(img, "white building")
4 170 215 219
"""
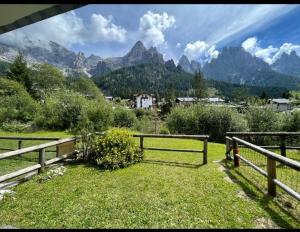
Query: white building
267 98 292 112
135 94 156 109
206 97 225 104
175 97 198 105
105 96 113 102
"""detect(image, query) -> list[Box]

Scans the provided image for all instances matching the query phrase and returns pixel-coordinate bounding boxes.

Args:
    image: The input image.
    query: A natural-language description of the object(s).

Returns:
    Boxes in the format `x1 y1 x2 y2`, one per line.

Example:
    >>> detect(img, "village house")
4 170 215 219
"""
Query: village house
175 97 198 105
267 98 292 112
205 97 225 104
134 94 156 109
104 96 114 102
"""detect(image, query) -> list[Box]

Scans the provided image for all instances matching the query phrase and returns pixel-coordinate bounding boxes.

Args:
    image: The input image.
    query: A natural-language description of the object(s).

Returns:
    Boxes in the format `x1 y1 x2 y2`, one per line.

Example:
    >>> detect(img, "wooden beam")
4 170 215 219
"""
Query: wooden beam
0 138 76 160
0 164 41 183
143 147 202 153
232 137 300 171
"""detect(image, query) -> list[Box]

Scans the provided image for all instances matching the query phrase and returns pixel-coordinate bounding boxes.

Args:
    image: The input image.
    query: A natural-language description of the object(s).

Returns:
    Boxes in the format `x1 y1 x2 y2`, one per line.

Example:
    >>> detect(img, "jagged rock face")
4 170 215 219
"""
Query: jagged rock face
165 59 177 71
191 60 201 73
73 52 86 69
91 60 111 76
202 46 300 88
92 41 165 76
85 54 102 68
123 40 147 62
178 55 193 73
203 47 271 84
271 51 300 77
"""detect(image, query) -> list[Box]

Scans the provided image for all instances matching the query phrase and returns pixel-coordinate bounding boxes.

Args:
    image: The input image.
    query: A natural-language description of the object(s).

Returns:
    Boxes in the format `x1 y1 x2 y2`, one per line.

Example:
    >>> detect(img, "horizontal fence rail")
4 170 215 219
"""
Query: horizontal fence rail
0 136 61 153
0 137 78 185
96 132 209 165
231 136 300 201
226 132 300 158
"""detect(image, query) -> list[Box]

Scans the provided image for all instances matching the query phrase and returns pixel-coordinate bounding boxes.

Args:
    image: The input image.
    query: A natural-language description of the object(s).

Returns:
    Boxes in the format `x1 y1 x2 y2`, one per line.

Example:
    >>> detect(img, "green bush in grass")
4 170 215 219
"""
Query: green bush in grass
0 77 39 123
113 107 137 128
166 104 248 142
89 128 143 170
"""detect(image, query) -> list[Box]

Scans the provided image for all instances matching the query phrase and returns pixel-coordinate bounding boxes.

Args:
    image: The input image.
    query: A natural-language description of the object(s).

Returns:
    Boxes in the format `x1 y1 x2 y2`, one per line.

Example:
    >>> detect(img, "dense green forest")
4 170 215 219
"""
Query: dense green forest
92 62 289 100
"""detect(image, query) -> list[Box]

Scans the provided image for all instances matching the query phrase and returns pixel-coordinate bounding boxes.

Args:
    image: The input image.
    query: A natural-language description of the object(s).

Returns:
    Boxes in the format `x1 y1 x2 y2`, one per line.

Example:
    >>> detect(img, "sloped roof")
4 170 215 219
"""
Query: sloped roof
176 97 198 102
270 98 291 104
0 4 85 35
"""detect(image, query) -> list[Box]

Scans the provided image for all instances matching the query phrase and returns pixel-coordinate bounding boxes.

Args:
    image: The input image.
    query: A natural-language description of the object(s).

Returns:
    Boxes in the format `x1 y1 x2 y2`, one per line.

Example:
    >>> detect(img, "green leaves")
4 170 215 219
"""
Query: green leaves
89 128 143 170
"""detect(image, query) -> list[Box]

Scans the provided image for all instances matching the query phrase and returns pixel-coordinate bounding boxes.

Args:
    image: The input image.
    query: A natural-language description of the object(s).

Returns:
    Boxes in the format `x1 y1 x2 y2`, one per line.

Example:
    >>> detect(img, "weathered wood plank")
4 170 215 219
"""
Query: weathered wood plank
44 153 74 166
227 132 300 136
0 138 76 160
0 164 41 183
143 147 203 153
0 136 61 140
233 137 300 171
133 134 209 140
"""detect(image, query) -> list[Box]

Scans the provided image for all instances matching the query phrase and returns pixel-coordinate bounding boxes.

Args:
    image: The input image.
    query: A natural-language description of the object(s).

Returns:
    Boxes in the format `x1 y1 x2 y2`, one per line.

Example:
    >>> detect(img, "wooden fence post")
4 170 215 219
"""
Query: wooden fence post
203 138 208 164
18 140 22 157
140 136 144 154
267 157 276 197
18 140 22 149
280 135 286 157
225 138 231 160
39 148 45 173
233 139 240 167
56 145 60 157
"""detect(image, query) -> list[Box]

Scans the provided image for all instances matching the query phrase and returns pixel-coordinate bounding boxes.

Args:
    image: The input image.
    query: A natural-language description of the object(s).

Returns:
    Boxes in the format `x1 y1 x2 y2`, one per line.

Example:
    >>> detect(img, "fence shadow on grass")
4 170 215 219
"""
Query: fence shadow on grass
142 159 204 169
221 159 299 228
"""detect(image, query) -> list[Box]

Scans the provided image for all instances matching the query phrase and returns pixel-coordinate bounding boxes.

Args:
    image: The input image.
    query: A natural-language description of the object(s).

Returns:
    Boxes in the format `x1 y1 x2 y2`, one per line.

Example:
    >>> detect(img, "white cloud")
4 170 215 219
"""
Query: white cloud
139 11 175 47
242 37 300 64
184 40 219 65
176 42 181 48
0 11 127 50
90 14 127 43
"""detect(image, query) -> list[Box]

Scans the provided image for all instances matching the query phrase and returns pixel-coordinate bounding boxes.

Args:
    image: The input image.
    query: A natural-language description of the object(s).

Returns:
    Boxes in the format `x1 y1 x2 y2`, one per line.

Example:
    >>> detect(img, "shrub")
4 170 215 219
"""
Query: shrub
282 110 300 131
36 91 113 131
0 77 39 123
245 107 282 132
159 126 170 134
134 108 155 119
0 121 35 132
89 128 143 170
113 107 137 128
166 104 248 142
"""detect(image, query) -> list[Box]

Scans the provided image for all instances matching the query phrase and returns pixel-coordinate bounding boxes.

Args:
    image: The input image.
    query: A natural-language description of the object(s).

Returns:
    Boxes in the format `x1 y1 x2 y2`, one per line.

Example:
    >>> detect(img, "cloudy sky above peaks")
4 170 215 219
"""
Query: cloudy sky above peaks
0 4 300 64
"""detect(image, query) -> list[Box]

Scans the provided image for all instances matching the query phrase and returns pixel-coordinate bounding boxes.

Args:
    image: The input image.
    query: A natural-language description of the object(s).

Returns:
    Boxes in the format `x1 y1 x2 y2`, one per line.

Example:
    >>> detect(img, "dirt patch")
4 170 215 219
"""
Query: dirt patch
224 176 238 184
218 166 226 172
254 217 281 229
237 190 253 201
213 160 222 163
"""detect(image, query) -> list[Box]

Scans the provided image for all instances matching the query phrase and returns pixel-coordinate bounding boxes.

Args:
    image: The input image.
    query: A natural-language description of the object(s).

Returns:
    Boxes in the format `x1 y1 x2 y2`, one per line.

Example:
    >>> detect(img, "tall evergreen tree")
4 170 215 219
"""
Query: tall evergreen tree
7 52 32 94
260 91 268 99
193 70 207 99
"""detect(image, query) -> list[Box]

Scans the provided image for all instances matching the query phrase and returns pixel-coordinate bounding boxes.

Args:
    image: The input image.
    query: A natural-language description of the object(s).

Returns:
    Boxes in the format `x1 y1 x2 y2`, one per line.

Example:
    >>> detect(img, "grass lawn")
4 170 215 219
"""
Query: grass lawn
0 132 299 228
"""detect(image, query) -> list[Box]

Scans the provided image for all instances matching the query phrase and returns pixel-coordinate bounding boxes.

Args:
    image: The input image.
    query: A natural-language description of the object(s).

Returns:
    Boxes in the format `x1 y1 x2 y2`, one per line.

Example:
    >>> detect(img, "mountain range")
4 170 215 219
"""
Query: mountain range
0 39 300 91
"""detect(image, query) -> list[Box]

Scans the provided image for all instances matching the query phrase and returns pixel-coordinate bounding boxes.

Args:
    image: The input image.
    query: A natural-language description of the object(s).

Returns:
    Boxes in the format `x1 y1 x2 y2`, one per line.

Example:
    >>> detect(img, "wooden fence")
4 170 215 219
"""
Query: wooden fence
225 133 300 201
226 132 300 157
0 136 61 153
95 132 209 165
0 137 77 187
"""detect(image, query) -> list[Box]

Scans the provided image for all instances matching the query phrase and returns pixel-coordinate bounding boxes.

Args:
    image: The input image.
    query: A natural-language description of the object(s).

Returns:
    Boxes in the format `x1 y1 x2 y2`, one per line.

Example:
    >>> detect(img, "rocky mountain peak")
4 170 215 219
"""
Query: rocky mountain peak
125 40 147 59
178 55 193 73
271 50 300 77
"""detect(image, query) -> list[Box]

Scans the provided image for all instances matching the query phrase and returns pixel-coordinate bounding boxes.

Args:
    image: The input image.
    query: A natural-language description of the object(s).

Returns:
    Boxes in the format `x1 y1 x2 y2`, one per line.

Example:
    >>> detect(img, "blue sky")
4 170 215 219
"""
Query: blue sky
1 4 300 64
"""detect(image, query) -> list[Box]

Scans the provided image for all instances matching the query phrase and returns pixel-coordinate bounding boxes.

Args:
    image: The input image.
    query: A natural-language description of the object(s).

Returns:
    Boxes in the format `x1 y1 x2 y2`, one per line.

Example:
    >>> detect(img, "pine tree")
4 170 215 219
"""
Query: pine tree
7 52 32 94
260 91 268 99
193 70 207 99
